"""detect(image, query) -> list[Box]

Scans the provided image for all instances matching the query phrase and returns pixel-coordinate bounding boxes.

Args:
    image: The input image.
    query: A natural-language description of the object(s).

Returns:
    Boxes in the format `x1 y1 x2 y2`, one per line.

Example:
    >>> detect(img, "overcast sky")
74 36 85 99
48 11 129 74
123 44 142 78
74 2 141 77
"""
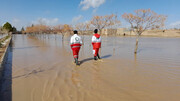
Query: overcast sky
0 0 180 30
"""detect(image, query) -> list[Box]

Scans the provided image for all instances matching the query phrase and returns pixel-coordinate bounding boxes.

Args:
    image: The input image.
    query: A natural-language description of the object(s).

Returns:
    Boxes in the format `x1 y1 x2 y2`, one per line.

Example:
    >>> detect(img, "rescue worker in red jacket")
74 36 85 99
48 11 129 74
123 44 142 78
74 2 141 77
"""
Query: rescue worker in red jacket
92 29 101 60
70 30 82 65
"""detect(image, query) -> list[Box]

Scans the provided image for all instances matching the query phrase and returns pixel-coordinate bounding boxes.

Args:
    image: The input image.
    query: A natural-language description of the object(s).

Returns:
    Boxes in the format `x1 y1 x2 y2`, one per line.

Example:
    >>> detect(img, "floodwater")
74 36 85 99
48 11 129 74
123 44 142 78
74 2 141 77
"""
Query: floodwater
0 34 180 101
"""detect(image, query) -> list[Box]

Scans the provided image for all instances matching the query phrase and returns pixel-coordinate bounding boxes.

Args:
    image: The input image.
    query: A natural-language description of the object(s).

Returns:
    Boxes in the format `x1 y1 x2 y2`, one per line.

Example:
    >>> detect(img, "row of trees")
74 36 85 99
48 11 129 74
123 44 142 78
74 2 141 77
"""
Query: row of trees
25 9 166 35
0 9 167 54
25 9 167 54
24 14 121 35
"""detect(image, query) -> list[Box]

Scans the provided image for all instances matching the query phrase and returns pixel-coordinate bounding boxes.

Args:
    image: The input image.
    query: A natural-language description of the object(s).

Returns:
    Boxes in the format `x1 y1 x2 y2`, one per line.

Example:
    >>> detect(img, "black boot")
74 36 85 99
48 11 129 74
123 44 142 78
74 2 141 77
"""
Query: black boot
75 58 79 65
97 53 101 59
94 56 97 60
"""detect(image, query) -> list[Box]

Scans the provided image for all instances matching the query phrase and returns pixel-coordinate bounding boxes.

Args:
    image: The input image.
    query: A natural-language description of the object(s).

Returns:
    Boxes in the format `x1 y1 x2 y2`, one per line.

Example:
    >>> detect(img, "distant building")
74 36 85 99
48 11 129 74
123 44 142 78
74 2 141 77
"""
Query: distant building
101 28 136 36
101 29 117 35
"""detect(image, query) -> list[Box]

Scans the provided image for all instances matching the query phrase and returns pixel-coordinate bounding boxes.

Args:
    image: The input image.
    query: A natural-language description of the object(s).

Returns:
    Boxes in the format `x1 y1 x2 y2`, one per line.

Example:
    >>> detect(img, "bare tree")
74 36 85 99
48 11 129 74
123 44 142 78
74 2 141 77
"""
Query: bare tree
53 24 64 34
53 24 73 41
63 24 73 34
122 9 167 54
52 24 63 40
75 22 91 35
90 14 120 34
75 22 91 45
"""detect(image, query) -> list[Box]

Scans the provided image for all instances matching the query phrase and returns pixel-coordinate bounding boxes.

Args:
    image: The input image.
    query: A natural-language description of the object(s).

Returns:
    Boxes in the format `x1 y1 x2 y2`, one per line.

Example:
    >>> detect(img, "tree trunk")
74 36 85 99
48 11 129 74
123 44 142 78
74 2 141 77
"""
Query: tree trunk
62 34 64 42
82 34 84 45
134 34 139 54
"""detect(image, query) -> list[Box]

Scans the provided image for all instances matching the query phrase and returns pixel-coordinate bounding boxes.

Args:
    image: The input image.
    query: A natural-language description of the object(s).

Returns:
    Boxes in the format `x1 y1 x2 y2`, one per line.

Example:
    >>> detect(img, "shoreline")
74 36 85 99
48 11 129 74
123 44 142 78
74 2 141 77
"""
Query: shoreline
0 35 12 78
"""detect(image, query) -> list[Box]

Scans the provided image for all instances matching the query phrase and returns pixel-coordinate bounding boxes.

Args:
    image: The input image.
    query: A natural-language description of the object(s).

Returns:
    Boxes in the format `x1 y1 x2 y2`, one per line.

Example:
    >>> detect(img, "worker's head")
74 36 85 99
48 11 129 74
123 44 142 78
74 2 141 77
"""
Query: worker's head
74 30 78 34
94 29 98 34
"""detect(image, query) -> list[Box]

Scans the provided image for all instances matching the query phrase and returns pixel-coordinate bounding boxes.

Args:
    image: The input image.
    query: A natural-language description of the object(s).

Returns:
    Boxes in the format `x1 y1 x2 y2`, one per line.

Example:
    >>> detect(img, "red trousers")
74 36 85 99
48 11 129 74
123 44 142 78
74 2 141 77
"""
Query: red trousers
93 48 99 57
72 47 80 58
92 42 101 57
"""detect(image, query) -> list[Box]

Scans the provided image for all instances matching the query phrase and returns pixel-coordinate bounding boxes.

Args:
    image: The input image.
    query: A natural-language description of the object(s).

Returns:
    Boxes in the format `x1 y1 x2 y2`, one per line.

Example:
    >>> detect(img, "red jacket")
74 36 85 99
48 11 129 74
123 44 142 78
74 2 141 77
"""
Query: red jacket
92 33 101 48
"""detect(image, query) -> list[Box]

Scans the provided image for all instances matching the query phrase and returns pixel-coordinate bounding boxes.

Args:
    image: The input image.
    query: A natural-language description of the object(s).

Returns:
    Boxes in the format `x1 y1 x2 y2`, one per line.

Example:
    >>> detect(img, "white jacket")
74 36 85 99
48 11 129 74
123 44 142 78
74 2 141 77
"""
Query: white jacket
70 34 82 45
92 35 101 43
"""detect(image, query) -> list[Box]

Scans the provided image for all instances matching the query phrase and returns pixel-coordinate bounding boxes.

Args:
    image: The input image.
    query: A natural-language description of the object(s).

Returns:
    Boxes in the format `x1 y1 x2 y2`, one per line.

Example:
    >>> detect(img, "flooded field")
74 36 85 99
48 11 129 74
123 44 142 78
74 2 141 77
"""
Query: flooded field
1 34 180 101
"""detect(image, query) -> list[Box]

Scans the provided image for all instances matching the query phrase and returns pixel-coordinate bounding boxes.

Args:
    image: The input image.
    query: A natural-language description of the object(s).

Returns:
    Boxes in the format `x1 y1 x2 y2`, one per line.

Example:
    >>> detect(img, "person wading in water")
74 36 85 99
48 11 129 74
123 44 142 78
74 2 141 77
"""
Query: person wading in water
92 29 101 60
70 30 82 65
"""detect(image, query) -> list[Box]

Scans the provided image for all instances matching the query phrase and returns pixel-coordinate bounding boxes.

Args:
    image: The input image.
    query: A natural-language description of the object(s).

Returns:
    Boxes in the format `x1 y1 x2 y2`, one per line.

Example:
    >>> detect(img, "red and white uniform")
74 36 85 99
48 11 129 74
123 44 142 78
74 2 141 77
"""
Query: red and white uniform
92 33 101 56
70 34 82 58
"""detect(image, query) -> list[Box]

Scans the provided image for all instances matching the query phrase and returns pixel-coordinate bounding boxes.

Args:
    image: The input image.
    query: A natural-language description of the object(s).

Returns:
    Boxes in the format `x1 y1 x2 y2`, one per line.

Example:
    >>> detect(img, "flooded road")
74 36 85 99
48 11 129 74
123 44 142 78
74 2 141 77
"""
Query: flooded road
2 34 180 101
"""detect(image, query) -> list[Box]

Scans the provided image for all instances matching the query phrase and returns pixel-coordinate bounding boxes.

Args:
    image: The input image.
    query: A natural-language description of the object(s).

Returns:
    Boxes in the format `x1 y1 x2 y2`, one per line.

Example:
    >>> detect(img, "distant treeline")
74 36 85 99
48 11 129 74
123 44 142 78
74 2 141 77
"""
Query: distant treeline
23 13 120 35
25 24 73 35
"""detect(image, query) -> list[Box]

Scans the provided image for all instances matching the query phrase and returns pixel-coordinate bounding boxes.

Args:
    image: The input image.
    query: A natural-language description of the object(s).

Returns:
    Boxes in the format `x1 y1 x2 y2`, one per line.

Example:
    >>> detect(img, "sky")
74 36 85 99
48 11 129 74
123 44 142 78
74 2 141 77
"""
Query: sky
0 0 180 30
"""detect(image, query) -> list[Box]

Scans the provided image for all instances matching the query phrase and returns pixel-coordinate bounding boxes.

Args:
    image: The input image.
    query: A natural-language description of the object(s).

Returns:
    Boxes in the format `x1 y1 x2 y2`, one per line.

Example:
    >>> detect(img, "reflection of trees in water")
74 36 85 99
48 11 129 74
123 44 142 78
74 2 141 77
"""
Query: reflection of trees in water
28 34 71 54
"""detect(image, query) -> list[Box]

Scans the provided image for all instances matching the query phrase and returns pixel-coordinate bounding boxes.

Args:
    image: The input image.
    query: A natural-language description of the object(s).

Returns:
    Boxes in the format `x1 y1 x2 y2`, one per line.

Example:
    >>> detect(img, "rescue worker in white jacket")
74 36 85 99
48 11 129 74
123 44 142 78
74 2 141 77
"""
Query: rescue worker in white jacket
70 30 82 65
92 29 101 60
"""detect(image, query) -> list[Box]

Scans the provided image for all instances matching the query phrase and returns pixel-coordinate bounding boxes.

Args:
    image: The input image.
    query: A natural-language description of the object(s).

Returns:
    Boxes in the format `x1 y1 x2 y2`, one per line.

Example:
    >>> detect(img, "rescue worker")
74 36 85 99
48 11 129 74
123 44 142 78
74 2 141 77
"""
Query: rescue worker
92 29 101 60
70 30 82 65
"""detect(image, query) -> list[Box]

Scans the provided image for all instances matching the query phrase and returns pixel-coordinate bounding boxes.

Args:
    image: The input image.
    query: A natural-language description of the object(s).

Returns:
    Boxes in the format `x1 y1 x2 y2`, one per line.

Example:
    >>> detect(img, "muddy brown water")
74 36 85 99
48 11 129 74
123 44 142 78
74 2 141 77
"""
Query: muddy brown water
0 34 180 101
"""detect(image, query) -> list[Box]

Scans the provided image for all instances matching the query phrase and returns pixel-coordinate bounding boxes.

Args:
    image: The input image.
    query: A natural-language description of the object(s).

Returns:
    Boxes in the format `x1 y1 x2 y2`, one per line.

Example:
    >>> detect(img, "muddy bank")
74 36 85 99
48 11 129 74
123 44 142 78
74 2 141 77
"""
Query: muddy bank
4 34 180 101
